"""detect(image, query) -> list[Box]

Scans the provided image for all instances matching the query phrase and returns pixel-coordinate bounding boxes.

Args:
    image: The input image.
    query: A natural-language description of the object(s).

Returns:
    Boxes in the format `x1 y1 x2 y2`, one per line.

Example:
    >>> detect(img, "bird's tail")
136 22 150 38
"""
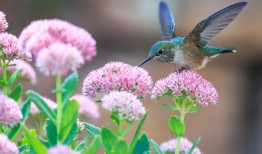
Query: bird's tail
220 47 236 54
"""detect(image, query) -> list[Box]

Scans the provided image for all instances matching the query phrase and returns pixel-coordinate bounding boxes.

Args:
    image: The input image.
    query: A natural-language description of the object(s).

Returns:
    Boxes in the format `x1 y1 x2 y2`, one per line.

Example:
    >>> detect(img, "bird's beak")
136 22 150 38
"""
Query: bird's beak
138 57 152 67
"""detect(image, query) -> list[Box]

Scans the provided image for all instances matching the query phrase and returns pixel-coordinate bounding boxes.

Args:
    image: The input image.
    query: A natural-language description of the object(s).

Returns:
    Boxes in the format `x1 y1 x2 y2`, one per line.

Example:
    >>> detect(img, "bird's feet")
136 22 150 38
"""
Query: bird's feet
176 66 192 73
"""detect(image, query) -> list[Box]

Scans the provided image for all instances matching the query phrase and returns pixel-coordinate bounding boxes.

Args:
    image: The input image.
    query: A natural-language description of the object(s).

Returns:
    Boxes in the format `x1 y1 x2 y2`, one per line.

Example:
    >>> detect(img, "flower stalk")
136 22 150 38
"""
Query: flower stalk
56 74 63 144
175 94 187 154
1 59 8 95
118 120 124 139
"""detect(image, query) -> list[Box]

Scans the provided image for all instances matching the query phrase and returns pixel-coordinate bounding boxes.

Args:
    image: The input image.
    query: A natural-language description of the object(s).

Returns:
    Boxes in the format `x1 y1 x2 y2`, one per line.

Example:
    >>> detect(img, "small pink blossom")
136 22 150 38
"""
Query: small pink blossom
0 134 19 154
160 137 202 154
102 91 146 122
35 43 84 76
0 11 8 32
30 97 57 115
152 71 218 107
18 19 96 61
0 94 22 126
48 145 80 154
82 61 153 98
71 94 100 119
0 33 31 60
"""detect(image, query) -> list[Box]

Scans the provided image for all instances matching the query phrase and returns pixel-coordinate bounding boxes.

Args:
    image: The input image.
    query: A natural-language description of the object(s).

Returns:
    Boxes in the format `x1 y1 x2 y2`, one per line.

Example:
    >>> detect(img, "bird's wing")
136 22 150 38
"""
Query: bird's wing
159 1 175 40
185 2 247 47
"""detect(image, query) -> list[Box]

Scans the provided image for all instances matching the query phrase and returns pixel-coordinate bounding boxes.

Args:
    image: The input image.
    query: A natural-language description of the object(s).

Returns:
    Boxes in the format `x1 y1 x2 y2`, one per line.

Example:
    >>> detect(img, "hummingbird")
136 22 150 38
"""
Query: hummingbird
138 1 247 71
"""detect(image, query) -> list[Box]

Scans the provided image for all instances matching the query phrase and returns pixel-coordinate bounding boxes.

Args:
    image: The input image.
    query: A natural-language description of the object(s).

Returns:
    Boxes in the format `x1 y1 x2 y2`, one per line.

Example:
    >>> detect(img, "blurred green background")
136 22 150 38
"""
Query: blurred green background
1 0 262 153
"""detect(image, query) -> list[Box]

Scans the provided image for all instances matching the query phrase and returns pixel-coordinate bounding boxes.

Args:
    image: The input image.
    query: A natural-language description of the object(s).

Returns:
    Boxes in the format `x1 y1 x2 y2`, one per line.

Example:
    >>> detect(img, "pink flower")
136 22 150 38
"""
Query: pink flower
71 94 100 119
30 97 57 115
0 134 19 154
0 33 31 60
152 71 218 107
18 20 47 51
4 60 37 84
48 145 80 154
18 19 96 61
101 91 146 122
160 137 201 154
0 11 8 32
35 43 84 76
82 62 153 98
0 94 22 126
77 119 84 129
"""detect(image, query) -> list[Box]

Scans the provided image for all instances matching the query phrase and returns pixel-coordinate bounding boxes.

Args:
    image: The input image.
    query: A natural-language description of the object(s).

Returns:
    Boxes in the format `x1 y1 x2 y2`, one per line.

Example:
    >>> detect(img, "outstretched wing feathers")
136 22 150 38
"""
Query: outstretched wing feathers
186 2 247 47
159 1 175 40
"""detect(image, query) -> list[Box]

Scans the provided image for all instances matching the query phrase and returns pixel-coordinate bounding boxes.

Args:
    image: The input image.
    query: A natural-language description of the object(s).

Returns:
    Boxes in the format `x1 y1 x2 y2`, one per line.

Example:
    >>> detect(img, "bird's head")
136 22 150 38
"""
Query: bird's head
138 41 175 67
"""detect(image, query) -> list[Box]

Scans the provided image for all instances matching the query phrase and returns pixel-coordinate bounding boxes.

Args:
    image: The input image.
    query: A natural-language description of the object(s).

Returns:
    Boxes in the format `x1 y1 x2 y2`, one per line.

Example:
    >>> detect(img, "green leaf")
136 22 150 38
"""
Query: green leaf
111 140 128 154
69 138 79 150
75 141 87 152
101 127 118 152
168 116 185 137
37 137 49 147
8 83 23 102
187 137 201 154
61 71 78 104
19 144 27 153
151 140 164 154
18 129 36 151
106 122 121 136
63 122 77 145
26 90 56 124
84 123 101 138
188 106 202 113
163 103 179 111
8 99 31 141
59 100 78 143
21 124 48 154
129 112 148 153
7 68 22 86
131 133 151 154
83 136 101 154
46 119 57 146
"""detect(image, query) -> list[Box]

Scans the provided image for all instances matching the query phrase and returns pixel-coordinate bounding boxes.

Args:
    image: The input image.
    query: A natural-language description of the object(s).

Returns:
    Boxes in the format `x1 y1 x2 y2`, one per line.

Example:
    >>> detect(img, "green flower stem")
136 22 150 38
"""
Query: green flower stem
119 120 124 139
0 125 3 133
56 74 63 144
122 121 134 137
175 96 187 154
2 59 8 95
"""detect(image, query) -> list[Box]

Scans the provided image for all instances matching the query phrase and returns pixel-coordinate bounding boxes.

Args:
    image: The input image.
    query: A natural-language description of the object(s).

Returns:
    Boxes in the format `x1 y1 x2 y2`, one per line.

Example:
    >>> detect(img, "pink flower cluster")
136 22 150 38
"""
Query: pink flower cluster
0 33 30 61
0 12 31 61
71 94 100 120
18 19 96 76
30 97 57 115
0 12 8 32
160 137 201 154
48 145 80 154
0 134 19 154
19 19 96 60
83 62 153 98
35 43 84 76
0 94 22 126
101 91 146 122
152 71 218 107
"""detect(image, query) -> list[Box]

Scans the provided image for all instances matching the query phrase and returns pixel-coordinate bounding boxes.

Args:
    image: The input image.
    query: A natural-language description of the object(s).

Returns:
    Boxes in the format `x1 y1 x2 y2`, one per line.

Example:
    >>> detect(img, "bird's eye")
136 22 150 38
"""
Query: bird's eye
156 50 163 56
